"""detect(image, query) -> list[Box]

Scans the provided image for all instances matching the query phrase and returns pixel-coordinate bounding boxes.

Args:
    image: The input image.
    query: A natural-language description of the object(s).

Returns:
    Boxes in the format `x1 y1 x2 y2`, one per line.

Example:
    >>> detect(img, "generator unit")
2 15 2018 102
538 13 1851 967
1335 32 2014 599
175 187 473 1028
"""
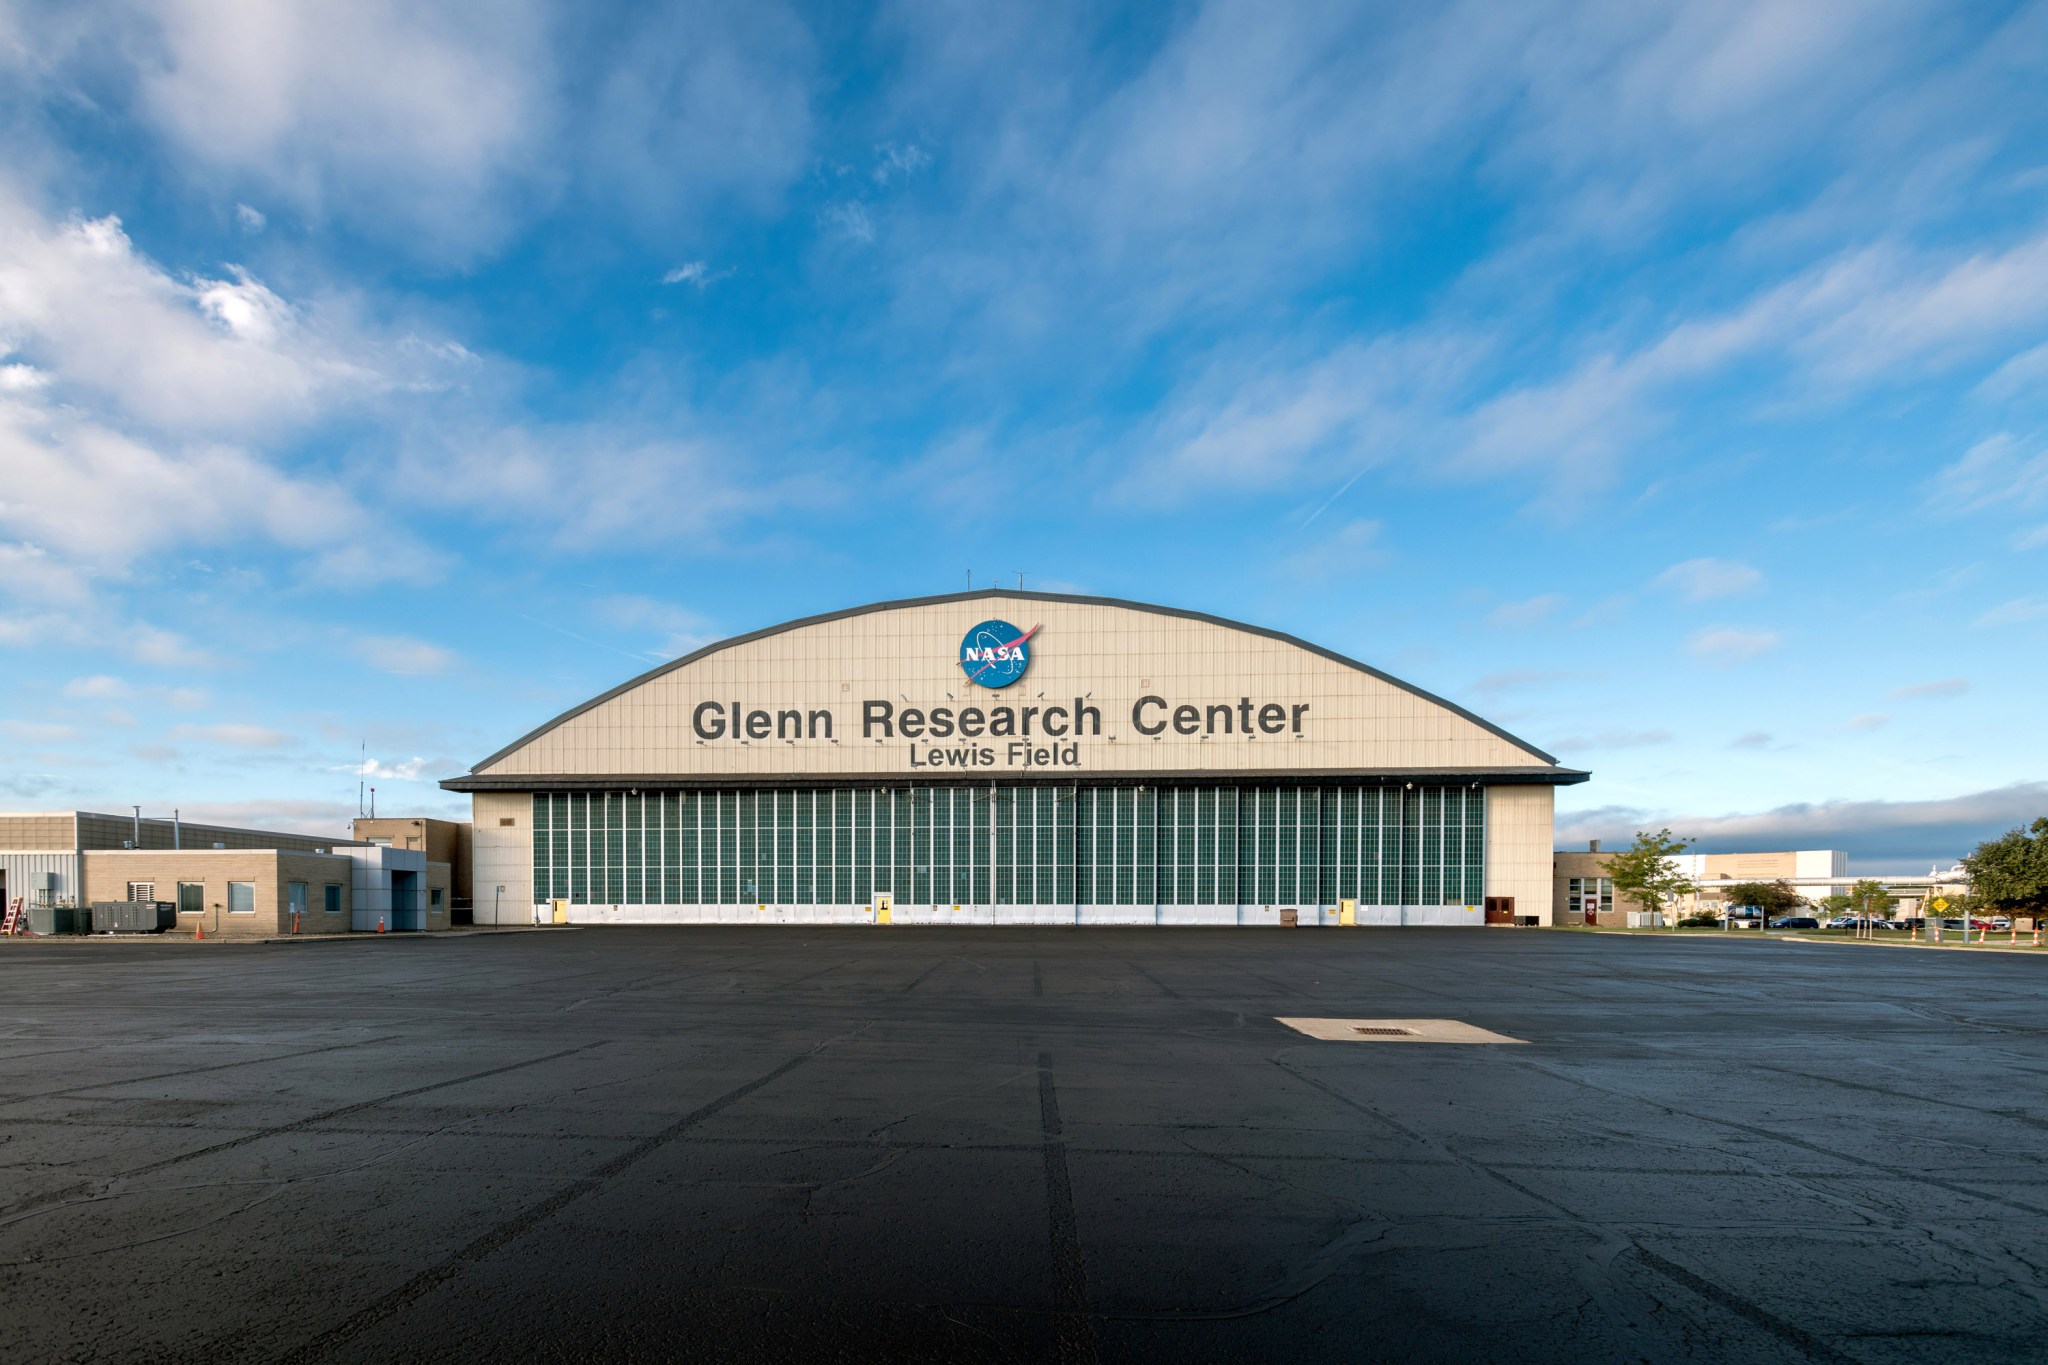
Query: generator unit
90 901 176 933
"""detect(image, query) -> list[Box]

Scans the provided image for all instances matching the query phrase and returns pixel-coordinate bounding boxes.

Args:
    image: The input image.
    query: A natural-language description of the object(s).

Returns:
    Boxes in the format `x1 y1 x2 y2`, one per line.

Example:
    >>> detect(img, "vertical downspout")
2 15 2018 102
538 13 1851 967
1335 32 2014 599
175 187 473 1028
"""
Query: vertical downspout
173 809 181 850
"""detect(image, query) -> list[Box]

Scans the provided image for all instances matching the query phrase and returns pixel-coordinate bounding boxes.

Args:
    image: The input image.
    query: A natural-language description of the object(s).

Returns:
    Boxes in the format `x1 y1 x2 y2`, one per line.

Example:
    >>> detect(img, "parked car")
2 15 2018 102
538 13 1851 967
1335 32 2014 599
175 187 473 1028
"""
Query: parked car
1992 917 2013 931
1724 907 1763 929
1825 915 1859 930
1769 916 1821 930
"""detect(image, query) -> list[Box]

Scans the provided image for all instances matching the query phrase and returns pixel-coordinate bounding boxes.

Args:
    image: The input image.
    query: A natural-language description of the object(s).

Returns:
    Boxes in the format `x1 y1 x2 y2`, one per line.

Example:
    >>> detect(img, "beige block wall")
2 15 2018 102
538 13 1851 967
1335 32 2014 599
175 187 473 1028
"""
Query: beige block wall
0 813 77 850
424 860 453 928
1485 786 1555 924
1553 850 1610 925
469 792 532 925
84 850 355 937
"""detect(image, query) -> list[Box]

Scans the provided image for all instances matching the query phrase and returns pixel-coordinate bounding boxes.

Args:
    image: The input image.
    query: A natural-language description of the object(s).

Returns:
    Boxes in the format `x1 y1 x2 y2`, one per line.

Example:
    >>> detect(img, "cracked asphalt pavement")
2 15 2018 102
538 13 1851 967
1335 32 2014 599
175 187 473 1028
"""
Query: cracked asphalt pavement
2 927 2044 1363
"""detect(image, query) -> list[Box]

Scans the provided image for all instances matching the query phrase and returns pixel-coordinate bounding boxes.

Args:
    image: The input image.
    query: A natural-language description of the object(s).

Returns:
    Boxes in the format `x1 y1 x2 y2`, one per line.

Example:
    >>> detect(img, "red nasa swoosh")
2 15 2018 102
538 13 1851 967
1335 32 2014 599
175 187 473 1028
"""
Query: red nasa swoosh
967 623 1040 681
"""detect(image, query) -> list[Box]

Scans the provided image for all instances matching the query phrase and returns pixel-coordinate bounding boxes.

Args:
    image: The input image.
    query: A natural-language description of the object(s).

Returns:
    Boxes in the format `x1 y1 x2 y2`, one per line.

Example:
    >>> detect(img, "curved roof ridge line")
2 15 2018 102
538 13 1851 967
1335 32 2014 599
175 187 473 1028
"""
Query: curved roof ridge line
462 589 1563 775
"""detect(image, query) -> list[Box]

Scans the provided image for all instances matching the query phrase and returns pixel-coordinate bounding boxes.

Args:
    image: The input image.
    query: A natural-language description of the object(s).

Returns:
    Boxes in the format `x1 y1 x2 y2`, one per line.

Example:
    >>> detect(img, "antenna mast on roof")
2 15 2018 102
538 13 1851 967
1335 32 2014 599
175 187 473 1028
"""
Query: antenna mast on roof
358 741 366 818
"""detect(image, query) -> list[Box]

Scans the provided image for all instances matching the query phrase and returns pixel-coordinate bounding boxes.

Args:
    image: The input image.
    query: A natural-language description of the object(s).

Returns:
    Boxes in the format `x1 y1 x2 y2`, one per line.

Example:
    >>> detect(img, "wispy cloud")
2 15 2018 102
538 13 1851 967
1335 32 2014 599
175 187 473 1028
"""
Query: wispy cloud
822 201 876 243
1557 782 2048 868
1655 557 1762 601
1550 728 1674 752
662 260 735 289
172 722 291 749
1487 594 1565 629
1687 627 1780 665
352 635 458 676
872 142 931 186
1892 678 1968 699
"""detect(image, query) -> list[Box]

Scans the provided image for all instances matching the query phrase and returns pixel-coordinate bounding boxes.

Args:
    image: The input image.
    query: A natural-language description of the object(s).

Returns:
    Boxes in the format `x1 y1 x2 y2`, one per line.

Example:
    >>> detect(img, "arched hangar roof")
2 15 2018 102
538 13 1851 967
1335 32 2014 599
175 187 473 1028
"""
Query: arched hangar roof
443 590 1587 790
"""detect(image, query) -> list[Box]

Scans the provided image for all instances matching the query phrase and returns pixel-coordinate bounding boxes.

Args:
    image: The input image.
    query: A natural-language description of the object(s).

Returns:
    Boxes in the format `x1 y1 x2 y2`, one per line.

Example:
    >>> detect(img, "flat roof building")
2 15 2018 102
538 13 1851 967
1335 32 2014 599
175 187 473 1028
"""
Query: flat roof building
443 591 1588 926
0 811 451 938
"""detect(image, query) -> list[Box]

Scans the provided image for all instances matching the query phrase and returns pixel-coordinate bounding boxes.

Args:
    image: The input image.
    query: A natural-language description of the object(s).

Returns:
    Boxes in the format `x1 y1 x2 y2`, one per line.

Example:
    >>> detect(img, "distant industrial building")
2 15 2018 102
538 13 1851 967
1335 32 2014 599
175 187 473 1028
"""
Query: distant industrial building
0 810 451 937
1554 842 1964 924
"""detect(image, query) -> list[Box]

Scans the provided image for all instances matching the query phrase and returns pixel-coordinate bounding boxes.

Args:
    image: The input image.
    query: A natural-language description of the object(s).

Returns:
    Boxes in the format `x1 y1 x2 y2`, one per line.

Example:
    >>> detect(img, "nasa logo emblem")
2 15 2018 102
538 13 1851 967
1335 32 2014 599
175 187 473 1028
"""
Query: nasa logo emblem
958 619 1039 689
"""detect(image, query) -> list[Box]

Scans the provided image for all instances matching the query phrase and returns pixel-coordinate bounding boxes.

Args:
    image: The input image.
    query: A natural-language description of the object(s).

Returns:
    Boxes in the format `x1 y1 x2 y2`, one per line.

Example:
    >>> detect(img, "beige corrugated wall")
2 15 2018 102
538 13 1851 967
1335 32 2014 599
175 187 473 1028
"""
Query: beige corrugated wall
1485 786 1555 924
470 792 532 924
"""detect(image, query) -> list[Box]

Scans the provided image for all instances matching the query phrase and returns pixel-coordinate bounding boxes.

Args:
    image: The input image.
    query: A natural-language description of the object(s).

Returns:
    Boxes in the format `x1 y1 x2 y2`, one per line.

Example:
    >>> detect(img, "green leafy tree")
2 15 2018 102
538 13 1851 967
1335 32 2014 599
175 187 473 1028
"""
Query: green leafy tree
1961 817 2048 914
1605 829 1696 924
1720 880 1805 919
1819 893 1855 918
1847 878 1896 921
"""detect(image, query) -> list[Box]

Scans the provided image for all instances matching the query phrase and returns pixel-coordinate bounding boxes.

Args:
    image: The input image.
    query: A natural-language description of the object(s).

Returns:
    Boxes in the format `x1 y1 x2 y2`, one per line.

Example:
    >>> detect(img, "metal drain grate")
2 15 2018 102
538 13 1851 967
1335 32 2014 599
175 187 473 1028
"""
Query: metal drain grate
1353 1027 1415 1036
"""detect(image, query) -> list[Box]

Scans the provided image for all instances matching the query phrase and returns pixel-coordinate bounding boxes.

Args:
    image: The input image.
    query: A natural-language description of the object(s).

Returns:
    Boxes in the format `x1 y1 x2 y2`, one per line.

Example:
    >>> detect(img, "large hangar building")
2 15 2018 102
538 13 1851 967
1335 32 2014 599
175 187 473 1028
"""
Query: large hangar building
443 592 1587 927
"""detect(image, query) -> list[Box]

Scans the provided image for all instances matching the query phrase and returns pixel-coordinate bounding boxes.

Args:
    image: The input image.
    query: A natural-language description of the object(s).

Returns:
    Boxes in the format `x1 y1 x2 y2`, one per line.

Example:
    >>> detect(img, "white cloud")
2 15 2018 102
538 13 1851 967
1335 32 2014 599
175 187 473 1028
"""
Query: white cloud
1892 678 1968 700
583 4 816 231
1687 626 1780 665
661 261 734 289
132 627 216 669
1730 731 1773 750
173 722 291 749
346 756 431 781
171 799 363 838
1488 593 1565 629
234 202 266 232
872 142 931 185
1845 712 1889 732
0 192 447 599
1 720 80 742
1936 433 2048 511
593 595 719 659
62 674 129 699
1974 597 2048 627
1467 669 1581 697
1556 781 2048 867
822 201 876 243
1655 557 1762 601
1550 728 1674 751
352 635 458 676
121 0 553 253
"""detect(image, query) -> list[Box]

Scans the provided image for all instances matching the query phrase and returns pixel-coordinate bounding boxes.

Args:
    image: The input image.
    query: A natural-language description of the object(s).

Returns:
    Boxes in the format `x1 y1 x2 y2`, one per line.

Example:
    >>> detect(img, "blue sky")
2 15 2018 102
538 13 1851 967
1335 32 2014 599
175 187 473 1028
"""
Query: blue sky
2 1 2046 869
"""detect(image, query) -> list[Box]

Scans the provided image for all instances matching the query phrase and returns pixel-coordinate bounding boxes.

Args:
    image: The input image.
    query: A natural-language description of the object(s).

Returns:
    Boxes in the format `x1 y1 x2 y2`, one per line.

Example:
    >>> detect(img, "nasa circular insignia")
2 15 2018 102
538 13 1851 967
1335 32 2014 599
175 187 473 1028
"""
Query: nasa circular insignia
958 619 1037 689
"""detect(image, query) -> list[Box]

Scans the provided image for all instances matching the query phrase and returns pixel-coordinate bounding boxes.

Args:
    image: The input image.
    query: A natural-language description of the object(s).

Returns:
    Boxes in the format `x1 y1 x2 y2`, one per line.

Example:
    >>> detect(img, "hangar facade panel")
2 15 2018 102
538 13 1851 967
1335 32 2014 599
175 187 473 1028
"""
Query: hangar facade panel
448 591 1585 926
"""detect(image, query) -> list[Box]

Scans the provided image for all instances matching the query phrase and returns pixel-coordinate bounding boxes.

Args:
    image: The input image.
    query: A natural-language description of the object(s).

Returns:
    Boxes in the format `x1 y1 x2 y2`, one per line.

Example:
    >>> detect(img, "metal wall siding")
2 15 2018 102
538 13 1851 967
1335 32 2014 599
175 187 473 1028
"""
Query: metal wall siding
527 783 1486 910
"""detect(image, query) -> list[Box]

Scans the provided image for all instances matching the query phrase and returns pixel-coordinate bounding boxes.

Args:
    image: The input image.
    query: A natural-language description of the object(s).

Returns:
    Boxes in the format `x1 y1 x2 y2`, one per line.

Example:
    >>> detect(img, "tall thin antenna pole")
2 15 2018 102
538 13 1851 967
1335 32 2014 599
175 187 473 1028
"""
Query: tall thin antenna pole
358 741 366 818
965 568 972 590
1017 571 1023 590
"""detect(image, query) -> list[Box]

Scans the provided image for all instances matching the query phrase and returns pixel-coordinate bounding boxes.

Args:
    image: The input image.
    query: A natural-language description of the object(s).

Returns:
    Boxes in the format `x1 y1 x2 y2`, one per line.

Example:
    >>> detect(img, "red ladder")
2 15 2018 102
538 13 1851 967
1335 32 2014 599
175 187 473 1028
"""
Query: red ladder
2 897 26 936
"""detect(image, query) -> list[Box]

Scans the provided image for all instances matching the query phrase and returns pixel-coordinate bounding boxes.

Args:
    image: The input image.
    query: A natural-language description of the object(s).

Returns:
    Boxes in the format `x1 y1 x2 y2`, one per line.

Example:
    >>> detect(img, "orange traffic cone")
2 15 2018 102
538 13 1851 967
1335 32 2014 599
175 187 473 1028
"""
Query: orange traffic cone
194 921 204 941
377 915 385 934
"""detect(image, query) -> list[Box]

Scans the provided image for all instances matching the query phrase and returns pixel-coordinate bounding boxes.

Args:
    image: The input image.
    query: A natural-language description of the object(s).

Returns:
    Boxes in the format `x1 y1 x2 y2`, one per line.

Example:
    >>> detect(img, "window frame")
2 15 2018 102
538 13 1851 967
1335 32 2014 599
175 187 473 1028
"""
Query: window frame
226 881 256 914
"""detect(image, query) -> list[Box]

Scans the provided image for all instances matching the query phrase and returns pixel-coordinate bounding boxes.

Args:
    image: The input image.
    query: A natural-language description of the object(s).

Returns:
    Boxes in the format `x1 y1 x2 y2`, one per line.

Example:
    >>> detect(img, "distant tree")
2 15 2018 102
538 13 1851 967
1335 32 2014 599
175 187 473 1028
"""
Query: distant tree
1847 878 1896 921
1606 829 1696 924
1819 893 1855 918
1721 880 1805 919
1962 818 2048 914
